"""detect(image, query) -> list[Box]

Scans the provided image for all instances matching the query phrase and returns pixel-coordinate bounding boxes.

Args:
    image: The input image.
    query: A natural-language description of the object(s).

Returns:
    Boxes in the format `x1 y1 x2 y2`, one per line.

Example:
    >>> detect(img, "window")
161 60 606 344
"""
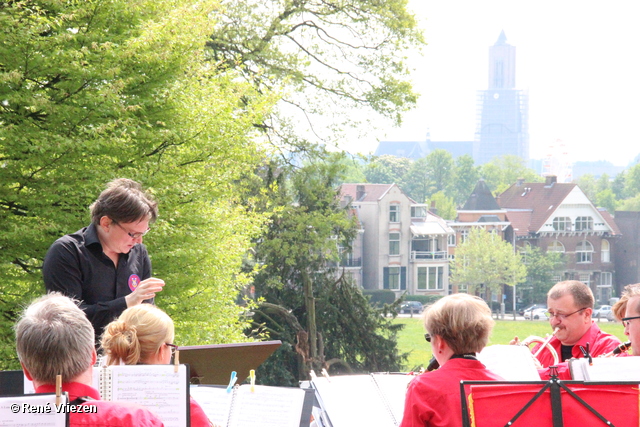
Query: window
552 217 571 231
601 272 612 287
547 241 565 253
411 206 427 218
579 273 591 286
389 232 400 255
575 216 593 232
601 240 610 263
576 241 593 263
448 233 456 247
460 229 469 244
417 266 444 290
389 204 399 222
383 267 406 290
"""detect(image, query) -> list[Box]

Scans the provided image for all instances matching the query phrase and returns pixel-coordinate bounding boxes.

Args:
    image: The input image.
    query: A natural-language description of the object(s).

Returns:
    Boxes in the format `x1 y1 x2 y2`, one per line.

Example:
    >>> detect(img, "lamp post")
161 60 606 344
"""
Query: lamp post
512 227 519 320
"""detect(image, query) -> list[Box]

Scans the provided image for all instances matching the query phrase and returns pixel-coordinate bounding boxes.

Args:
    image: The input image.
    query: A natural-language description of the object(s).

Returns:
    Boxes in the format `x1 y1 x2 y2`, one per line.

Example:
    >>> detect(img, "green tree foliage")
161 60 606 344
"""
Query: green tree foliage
207 0 425 152
575 174 597 202
521 246 564 305
450 228 526 297
245 153 406 384
451 154 480 205
364 155 412 185
427 192 456 220
479 155 542 195
0 0 274 368
396 150 454 203
624 163 640 199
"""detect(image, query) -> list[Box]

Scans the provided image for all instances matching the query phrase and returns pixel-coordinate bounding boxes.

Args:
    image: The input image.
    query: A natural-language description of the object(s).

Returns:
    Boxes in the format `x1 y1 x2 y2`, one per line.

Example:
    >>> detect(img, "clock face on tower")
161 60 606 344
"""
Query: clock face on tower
493 93 500 99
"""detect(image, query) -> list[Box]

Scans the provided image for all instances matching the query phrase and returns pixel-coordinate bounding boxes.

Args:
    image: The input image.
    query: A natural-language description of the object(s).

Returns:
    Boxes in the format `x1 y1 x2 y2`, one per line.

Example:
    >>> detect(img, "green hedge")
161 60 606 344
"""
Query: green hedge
402 294 443 306
363 289 397 306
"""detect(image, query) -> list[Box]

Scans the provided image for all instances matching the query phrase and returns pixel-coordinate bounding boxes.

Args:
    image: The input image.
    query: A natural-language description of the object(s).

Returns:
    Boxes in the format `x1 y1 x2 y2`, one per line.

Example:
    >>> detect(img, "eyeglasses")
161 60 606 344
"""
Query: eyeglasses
113 221 150 239
165 343 178 355
424 333 431 343
545 308 588 320
622 316 640 327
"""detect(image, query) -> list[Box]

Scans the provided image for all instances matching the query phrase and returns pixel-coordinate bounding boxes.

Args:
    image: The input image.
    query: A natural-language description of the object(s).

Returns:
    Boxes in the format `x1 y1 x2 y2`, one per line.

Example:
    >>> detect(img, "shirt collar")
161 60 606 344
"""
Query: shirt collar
36 381 101 401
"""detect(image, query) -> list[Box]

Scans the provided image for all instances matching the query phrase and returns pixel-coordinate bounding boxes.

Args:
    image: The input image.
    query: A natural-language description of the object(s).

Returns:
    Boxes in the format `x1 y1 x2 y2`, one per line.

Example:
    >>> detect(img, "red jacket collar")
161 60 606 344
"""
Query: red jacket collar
36 382 101 401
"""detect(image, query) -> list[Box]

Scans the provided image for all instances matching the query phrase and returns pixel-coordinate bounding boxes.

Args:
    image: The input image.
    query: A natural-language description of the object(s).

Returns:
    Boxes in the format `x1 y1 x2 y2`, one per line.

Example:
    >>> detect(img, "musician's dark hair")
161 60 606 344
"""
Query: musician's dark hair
547 280 594 309
90 178 158 226
423 293 494 354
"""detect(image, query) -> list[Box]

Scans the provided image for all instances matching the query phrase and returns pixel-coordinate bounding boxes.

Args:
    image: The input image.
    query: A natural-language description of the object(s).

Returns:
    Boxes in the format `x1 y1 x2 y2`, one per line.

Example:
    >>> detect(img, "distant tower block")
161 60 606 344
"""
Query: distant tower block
542 139 572 183
474 30 530 165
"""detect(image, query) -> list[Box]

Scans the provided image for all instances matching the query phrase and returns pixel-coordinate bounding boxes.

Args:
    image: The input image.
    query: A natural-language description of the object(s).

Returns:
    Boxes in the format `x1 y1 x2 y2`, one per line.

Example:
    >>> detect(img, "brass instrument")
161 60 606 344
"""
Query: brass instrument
518 327 560 367
600 341 631 358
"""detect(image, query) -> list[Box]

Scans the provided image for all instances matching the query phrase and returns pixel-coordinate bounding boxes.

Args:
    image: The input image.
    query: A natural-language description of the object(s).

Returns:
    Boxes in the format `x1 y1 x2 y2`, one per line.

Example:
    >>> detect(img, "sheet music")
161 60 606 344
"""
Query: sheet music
189 386 234 426
477 345 541 381
370 374 414 424
570 356 640 381
190 384 306 427
106 365 188 427
0 393 68 427
227 385 306 427
311 375 398 427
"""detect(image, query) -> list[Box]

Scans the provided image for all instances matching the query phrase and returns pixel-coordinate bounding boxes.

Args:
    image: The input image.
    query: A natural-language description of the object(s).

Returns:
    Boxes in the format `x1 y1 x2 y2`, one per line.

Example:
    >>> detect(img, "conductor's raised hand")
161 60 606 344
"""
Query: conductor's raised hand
125 277 165 307
509 336 520 345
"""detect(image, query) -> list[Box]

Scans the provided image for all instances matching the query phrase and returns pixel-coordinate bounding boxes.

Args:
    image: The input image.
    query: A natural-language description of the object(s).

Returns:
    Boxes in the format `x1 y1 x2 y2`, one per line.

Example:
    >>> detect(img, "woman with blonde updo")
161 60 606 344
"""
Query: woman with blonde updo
399 293 503 427
101 304 212 427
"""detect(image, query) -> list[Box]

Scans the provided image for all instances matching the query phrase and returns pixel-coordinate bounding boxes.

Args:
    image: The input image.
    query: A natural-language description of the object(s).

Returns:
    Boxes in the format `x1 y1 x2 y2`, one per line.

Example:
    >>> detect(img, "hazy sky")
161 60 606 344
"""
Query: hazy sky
345 1 640 167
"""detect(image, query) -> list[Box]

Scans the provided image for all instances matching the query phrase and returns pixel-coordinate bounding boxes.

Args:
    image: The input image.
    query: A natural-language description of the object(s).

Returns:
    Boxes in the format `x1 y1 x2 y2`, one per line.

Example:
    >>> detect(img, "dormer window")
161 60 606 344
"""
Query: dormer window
411 206 427 218
552 217 571 231
575 216 593 232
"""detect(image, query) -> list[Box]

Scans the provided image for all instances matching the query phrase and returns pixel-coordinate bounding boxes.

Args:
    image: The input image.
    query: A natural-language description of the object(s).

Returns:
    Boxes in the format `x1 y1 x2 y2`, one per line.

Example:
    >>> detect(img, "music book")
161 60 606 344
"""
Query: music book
96 364 190 427
569 356 640 381
189 384 311 427
477 345 541 381
178 340 282 385
307 372 415 427
0 392 69 426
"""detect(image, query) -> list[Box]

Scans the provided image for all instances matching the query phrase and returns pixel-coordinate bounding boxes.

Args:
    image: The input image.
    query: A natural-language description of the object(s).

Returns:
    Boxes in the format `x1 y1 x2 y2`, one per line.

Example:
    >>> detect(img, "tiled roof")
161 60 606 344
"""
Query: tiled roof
339 183 395 202
598 208 621 235
461 179 501 211
497 182 576 232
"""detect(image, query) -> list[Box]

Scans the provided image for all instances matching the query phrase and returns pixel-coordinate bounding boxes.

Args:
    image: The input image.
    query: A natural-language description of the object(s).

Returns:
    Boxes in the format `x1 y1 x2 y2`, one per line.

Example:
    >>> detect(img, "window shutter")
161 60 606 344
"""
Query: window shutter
383 267 389 289
400 267 407 290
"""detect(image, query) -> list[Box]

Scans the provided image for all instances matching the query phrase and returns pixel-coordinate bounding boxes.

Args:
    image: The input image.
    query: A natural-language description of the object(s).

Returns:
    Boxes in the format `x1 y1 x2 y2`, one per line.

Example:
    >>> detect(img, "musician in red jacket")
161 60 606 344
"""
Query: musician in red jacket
400 293 503 427
515 280 622 380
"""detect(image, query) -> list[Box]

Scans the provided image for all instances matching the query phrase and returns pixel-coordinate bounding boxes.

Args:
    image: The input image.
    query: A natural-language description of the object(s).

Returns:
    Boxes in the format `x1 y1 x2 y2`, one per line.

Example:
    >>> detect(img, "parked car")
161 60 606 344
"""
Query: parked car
520 303 547 317
592 305 612 319
606 309 618 322
399 301 424 314
524 307 548 320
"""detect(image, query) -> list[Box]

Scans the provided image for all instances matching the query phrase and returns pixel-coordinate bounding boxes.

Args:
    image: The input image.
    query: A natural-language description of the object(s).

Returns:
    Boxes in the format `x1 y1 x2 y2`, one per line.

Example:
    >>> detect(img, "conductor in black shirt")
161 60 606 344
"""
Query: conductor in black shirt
43 178 165 341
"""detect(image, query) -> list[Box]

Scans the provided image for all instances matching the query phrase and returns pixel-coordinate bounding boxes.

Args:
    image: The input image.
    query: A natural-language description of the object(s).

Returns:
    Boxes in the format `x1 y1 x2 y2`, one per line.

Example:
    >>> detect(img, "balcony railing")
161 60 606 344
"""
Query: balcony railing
411 251 448 261
340 257 362 267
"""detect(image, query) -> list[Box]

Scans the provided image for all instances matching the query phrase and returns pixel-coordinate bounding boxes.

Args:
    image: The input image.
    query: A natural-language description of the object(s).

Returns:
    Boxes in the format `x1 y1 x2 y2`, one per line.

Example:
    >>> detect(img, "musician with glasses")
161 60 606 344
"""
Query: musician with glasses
614 283 640 355
515 280 622 380
101 303 212 427
43 178 165 341
400 293 503 427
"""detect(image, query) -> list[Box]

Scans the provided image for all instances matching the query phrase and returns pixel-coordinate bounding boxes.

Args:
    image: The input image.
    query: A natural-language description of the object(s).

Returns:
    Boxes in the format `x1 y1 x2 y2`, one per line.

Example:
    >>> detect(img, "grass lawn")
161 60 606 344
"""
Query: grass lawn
394 317 627 371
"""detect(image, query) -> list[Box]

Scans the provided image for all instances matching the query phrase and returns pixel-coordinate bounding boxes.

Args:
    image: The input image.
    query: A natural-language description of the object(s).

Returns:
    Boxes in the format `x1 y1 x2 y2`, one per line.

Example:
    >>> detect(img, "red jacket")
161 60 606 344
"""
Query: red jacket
36 382 164 427
533 322 623 380
400 358 504 427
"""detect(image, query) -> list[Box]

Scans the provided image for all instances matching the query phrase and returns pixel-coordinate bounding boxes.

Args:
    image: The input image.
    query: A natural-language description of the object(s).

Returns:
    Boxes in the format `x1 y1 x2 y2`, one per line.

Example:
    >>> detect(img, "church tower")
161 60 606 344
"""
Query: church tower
474 30 529 164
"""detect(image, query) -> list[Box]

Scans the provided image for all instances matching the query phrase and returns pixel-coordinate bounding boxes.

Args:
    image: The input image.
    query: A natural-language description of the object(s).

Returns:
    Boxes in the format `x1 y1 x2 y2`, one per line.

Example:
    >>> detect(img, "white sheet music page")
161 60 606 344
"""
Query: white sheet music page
189 385 234 426
227 385 305 427
0 393 68 427
572 356 640 381
106 364 188 427
311 375 397 427
477 345 541 381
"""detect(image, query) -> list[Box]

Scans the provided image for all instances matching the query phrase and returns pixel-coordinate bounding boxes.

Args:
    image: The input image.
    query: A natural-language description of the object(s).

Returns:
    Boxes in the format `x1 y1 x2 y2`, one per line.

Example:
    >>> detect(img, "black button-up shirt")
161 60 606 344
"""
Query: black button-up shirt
43 223 152 339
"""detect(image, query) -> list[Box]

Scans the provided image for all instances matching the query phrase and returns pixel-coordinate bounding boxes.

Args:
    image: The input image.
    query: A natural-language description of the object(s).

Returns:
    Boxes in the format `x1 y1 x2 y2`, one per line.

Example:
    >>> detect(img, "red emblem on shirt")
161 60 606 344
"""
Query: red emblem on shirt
128 274 141 292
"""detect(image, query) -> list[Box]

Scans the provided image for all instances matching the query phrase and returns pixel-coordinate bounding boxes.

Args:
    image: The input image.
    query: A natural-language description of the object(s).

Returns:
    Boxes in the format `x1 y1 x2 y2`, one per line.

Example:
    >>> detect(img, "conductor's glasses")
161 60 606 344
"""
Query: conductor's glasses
114 221 150 239
545 307 587 320
622 316 640 327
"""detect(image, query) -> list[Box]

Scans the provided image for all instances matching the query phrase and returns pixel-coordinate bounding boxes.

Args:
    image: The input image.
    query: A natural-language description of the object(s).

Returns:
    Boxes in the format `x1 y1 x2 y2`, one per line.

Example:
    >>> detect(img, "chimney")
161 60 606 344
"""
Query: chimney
516 178 525 186
430 200 438 216
545 176 557 186
356 185 365 201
